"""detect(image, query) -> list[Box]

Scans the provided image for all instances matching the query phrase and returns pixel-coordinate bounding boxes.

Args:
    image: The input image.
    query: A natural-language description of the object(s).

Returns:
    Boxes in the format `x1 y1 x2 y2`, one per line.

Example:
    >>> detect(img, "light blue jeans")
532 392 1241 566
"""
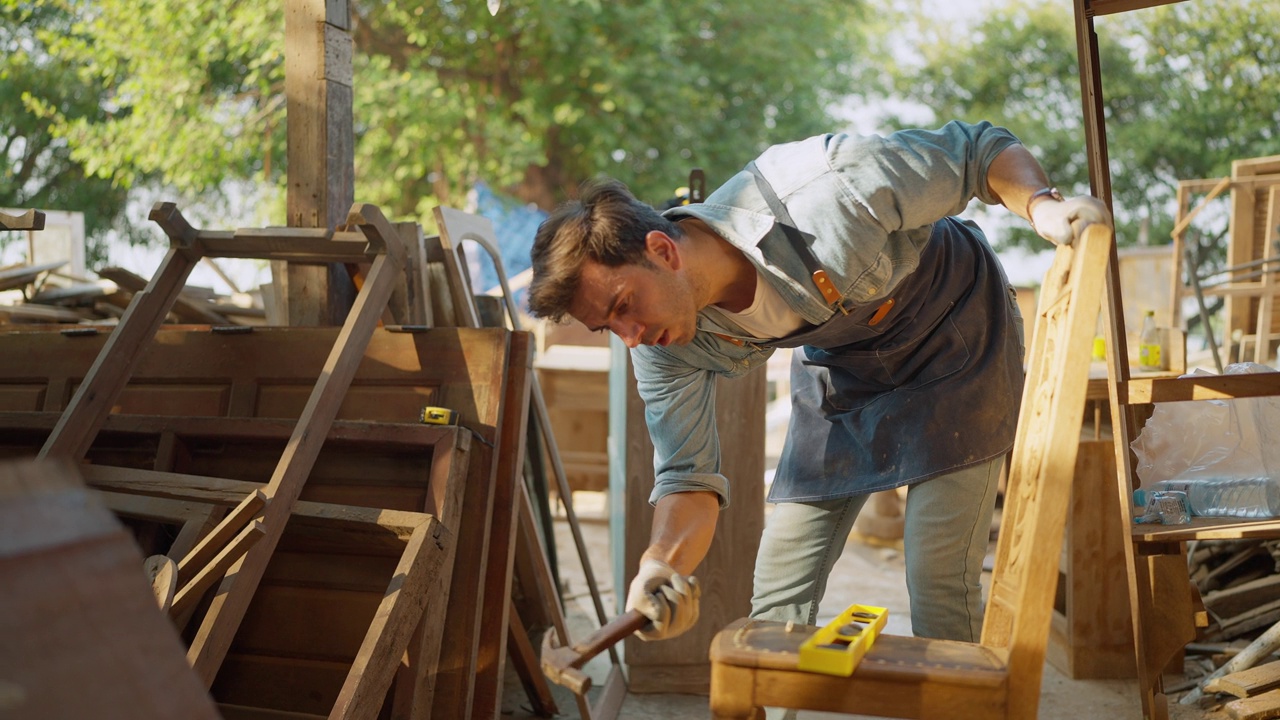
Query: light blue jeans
752 457 1003 719
750 455 1004 641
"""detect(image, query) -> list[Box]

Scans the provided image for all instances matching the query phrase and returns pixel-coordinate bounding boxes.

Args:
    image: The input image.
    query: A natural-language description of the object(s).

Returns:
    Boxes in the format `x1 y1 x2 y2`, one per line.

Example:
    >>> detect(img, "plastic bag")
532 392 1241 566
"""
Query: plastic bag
1131 362 1280 489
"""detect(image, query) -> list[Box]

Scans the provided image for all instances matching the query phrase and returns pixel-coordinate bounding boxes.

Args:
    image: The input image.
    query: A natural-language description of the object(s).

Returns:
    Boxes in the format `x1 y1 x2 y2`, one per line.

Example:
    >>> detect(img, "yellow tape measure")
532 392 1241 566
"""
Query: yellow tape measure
419 406 458 425
797 603 888 676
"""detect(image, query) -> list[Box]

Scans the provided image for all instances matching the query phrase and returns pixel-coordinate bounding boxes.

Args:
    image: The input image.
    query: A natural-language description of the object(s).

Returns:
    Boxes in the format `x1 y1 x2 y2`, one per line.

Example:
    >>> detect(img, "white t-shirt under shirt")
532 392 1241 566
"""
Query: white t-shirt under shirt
712 267 811 340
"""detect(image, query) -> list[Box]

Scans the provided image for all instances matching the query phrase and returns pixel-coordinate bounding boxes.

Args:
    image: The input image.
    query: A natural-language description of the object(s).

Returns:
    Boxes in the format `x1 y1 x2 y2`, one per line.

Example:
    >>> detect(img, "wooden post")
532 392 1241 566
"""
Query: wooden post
609 336 765 693
278 0 356 326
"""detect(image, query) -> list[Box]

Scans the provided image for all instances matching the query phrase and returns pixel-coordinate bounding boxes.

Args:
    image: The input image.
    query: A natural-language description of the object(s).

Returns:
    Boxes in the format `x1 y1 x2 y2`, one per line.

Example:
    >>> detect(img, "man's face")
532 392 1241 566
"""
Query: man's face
567 232 699 349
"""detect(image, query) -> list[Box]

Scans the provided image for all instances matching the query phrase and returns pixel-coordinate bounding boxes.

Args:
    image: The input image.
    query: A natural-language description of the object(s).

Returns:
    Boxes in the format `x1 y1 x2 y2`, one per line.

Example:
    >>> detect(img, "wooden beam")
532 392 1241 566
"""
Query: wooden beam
1088 0 1190 16
1122 373 1280 403
280 0 355 326
329 520 448 719
470 332 533 717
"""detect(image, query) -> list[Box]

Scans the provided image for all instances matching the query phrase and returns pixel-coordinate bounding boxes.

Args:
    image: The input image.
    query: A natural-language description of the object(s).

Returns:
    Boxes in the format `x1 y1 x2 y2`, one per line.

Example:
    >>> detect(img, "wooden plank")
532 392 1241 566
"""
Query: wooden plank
1227 688 1280 720
1206 576 1280 623
1089 0 1190 16
427 343 508 718
1209 660 1280 699
0 303 85 323
981 223 1113 712
205 229 371 263
98 266 230 325
1049 435 1135 679
0 259 66 291
86 467 427 550
330 518 449 719
177 489 267 584
471 332 534 717
1253 188 1280 363
430 207 483 328
1123 372 1280 403
0 459 221 720
214 654 351 717
171 519 266 616
389 430 471 720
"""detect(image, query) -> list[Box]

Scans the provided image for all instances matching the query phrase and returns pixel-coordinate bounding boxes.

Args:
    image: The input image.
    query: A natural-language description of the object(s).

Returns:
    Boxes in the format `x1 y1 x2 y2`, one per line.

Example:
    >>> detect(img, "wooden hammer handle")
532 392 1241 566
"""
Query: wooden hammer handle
568 608 649 669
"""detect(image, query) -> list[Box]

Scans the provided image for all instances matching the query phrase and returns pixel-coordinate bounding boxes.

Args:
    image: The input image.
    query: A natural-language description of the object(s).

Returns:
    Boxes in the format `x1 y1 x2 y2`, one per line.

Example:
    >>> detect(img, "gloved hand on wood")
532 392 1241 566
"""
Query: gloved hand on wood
625 557 701 641
1030 194 1112 246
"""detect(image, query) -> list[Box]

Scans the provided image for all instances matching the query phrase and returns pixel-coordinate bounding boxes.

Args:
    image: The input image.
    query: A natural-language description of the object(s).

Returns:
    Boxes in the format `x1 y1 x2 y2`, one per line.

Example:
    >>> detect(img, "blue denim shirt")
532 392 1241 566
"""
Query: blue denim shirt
633 120 1021 508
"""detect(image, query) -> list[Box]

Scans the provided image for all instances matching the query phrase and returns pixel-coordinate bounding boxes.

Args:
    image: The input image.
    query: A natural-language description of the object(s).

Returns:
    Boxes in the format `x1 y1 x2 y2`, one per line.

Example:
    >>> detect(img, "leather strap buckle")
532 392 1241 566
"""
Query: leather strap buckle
812 270 849 315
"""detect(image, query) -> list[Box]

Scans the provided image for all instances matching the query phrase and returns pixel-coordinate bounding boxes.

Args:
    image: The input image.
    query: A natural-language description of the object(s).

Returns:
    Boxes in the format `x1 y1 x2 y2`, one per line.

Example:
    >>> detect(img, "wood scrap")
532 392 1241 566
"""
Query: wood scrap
0 208 45 230
1227 688 1280 720
0 303 84 323
98 266 231 325
1206 659 1280 699
0 260 65 291
1185 616 1280 704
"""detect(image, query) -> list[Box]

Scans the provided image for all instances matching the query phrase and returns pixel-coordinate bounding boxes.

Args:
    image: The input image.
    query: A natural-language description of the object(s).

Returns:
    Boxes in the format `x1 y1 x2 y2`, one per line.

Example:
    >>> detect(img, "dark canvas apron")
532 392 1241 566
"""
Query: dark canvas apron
745 167 1025 502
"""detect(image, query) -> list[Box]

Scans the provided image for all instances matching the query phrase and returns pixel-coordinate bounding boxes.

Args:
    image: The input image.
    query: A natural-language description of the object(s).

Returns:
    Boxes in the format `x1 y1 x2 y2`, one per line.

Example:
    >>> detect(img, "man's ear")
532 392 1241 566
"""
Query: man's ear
644 230 681 270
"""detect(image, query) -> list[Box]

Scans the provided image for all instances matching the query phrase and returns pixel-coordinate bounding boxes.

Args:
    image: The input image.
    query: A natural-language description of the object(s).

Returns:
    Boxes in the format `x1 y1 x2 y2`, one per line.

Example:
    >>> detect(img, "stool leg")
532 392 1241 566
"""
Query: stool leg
710 662 764 719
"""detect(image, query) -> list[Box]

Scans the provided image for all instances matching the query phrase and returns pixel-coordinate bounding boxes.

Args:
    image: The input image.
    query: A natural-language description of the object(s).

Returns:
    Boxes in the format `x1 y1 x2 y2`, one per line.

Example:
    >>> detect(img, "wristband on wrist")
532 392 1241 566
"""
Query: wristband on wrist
1026 187 1064 230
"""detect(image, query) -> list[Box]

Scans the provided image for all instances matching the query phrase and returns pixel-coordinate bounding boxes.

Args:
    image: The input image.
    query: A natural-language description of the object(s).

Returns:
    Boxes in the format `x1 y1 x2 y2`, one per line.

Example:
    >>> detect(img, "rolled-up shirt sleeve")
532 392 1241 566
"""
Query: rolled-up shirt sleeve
825 120 1020 232
631 345 731 508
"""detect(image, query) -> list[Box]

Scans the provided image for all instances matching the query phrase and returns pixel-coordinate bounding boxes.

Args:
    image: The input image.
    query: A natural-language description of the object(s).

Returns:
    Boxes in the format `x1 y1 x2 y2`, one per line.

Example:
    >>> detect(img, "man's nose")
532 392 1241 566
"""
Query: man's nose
614 320 643 348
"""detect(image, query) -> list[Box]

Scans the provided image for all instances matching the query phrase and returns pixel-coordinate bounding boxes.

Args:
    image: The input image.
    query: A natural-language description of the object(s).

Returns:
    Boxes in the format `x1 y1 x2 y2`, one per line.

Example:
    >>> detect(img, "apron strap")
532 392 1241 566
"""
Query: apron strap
746 162 850 314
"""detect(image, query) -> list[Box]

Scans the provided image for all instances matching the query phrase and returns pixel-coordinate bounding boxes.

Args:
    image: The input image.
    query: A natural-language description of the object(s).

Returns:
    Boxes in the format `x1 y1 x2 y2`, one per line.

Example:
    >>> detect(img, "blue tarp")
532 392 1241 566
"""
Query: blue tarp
470 182 545 308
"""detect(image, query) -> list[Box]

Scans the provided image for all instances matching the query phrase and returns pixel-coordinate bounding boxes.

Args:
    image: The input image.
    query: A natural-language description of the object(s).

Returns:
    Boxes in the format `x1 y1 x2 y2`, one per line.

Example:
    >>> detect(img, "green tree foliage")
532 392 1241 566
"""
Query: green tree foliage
866 0 1280 252
20 0 866 230
354 0 865 213
1 1 133 261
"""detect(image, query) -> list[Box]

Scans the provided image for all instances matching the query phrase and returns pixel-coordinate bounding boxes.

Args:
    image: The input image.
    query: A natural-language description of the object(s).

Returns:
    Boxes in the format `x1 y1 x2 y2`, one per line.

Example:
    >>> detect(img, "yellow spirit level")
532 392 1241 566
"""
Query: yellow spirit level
797 603 889 676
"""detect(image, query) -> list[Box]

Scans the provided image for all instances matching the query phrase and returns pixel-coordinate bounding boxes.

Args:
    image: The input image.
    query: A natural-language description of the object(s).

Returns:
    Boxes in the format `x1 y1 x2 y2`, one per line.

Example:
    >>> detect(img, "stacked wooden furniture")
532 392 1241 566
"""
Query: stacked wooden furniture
706 221 1113 719
433 206 627 720
0 202 565 718
1073 2 1280 719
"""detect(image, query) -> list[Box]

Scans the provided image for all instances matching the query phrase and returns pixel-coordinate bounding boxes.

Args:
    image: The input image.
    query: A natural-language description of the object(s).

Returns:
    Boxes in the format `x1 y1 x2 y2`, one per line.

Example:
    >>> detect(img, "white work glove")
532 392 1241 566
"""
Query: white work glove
1029 194 1112 246
625 558 701 641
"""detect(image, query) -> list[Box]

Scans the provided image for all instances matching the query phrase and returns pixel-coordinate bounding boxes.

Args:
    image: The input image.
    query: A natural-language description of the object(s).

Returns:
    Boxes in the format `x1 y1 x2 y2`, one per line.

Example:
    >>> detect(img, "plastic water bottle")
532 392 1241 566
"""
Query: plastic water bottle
1136 478 1280 519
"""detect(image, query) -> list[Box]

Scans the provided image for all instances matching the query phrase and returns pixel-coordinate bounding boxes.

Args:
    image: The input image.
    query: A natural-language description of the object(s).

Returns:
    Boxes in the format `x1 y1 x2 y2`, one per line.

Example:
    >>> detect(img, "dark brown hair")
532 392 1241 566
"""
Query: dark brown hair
527 177 683 321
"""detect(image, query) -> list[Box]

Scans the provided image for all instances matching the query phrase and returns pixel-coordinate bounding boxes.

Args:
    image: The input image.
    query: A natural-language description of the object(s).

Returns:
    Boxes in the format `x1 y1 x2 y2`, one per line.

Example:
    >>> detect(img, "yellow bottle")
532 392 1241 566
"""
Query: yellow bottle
1138 310 1162 370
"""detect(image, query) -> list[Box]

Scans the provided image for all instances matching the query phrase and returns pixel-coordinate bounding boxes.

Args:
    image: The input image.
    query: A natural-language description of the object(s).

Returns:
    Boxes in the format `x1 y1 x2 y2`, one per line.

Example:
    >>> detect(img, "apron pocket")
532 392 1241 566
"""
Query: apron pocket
803 312 971 414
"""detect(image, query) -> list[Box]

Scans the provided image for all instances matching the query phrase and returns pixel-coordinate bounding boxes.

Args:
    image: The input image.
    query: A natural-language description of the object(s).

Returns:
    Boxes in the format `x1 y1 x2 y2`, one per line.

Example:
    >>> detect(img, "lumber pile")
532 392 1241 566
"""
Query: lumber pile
0 260 264 327
1175 538 1280 716
0 202 621 719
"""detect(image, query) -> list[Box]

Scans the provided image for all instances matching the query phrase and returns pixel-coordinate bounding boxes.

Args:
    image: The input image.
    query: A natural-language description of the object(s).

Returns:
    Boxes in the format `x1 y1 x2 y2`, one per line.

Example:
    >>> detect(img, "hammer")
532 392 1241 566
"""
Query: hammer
540 608 648 695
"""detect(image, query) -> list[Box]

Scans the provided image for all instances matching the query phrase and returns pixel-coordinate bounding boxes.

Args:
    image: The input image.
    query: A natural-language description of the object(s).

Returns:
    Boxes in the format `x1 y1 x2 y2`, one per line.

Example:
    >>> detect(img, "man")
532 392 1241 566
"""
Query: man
526 121 1110 645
